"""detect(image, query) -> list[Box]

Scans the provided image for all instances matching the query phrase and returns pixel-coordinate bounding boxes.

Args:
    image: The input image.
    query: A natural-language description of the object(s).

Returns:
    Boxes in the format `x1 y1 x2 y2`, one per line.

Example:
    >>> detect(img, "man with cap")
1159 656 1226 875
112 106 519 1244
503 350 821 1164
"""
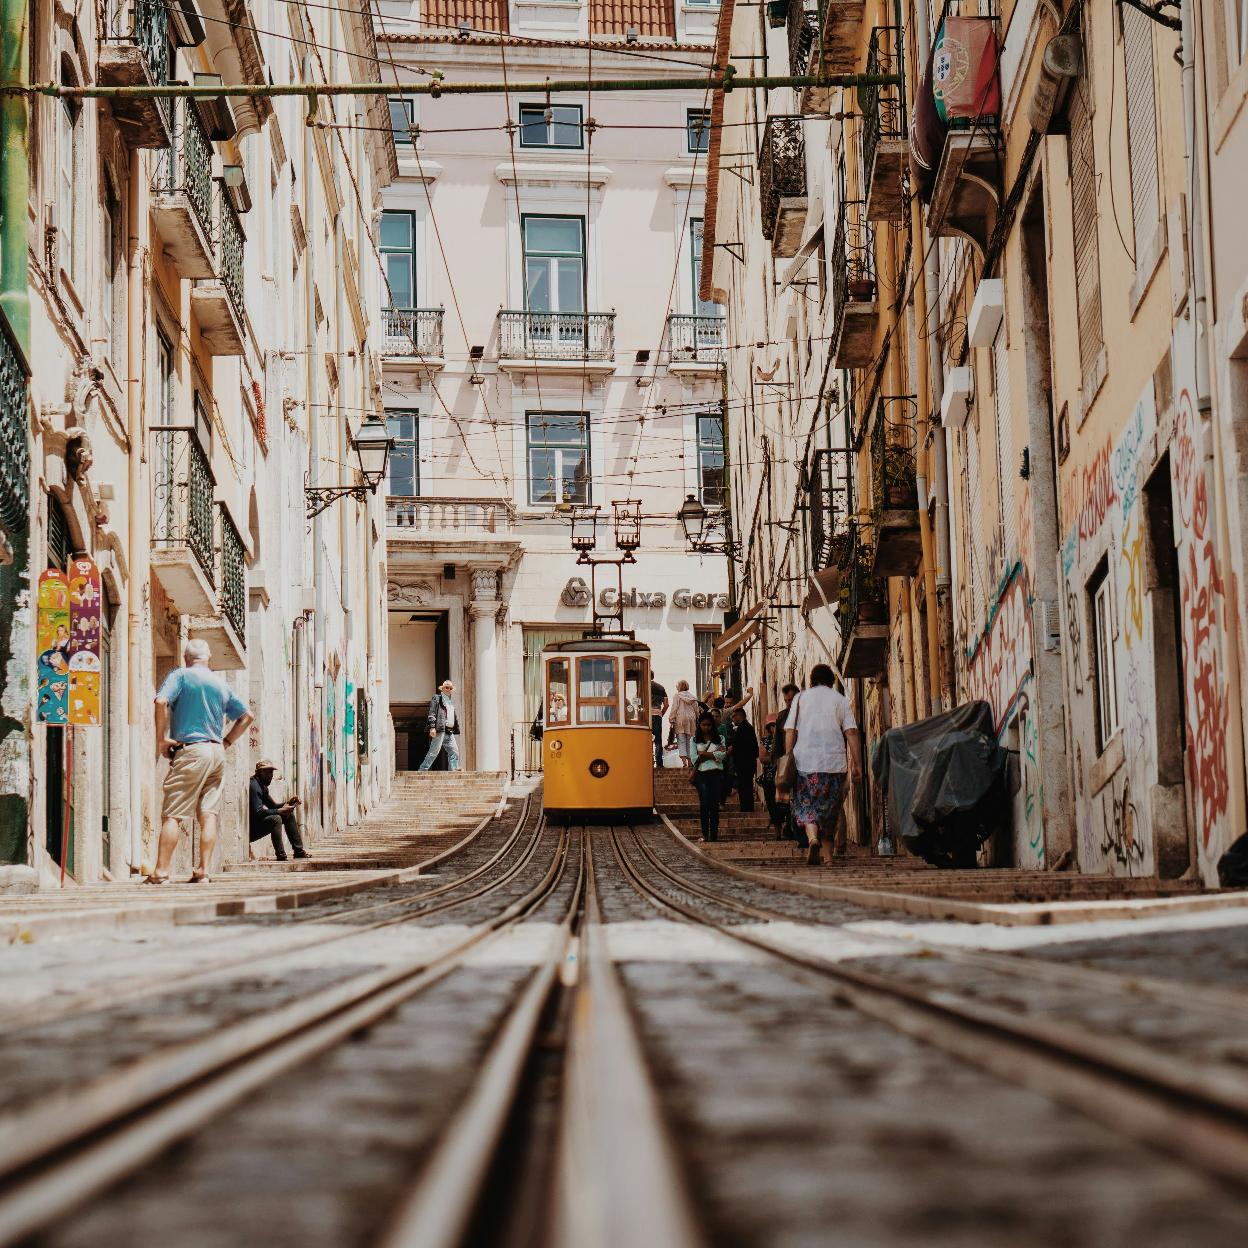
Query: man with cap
249 758 309 861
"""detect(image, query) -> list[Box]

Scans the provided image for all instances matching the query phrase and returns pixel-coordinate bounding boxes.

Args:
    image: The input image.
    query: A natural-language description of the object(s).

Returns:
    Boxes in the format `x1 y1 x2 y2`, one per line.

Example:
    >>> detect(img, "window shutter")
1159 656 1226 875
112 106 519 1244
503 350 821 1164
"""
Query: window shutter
1123 5 1159 255
1069 82 1103 383
965 425 986 625
993 326 1016 572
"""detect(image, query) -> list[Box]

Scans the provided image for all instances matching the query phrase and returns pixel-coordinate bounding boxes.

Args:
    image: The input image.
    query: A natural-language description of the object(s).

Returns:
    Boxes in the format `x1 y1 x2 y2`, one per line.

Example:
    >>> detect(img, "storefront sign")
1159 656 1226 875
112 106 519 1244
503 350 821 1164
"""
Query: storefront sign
559 577 727 611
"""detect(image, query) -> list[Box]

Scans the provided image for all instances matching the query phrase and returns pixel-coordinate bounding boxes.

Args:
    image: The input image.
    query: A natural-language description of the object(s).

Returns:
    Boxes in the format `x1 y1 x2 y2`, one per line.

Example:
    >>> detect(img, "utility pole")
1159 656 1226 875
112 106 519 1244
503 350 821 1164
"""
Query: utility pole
0 0 31 864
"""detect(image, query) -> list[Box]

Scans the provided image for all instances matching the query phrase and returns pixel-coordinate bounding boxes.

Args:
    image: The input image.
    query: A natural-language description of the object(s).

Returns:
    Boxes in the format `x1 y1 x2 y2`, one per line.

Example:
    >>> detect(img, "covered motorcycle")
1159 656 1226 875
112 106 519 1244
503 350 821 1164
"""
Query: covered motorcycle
872 700 1012 868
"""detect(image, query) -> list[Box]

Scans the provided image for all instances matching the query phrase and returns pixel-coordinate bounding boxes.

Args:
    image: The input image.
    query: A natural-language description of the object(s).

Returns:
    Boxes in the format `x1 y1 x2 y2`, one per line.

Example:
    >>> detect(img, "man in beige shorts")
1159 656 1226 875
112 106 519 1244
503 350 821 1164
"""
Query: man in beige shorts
149 639 254 884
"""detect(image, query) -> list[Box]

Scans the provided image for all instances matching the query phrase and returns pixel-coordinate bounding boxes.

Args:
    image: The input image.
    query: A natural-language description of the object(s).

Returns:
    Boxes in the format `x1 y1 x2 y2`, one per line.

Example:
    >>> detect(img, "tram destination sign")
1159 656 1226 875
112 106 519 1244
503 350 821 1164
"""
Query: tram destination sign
560 577 727 611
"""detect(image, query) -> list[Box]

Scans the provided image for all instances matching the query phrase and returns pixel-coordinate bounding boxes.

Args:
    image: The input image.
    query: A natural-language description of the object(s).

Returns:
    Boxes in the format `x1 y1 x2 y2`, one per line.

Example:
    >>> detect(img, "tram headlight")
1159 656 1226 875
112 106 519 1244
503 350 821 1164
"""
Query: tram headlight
589 758 609 778
549 739 563 753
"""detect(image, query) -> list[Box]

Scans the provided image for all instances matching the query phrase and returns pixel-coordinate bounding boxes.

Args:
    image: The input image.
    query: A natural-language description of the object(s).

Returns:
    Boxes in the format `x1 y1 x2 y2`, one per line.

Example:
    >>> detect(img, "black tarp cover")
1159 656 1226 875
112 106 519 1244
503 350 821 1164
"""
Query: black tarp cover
872 701 1012 867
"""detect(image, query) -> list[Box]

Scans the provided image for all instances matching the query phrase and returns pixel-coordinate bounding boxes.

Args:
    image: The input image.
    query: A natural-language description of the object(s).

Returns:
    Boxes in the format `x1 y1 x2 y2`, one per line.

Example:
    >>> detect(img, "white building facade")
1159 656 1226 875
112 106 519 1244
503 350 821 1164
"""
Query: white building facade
378 7 731 774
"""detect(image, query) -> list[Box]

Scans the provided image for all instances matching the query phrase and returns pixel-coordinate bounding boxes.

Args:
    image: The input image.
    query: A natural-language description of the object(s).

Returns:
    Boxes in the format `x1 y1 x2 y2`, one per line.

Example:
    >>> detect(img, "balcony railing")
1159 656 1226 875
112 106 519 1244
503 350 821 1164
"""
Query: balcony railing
219 505 246 642
666 314 726 364
787 0 819 74
808 445 853 572
383 307 445 357
387 496 516 534
831 197 877 367
154 100 213 243
836 521 889 677
497 311 615 361
152 427 216 585
216 191 245 324
869 396 919 515
758 115 806 243
863 26 908 218
0 307 29 535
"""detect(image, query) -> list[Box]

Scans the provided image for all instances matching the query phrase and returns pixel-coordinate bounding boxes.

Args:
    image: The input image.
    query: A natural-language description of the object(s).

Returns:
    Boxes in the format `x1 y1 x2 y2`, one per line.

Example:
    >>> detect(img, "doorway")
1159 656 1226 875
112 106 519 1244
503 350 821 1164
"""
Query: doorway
389 610 449 770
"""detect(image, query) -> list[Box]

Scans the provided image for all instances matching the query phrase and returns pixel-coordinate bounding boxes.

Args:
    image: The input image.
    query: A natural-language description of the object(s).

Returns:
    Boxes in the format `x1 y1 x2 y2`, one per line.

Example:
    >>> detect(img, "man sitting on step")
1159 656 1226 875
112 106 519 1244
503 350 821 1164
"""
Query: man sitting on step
249 759 310 861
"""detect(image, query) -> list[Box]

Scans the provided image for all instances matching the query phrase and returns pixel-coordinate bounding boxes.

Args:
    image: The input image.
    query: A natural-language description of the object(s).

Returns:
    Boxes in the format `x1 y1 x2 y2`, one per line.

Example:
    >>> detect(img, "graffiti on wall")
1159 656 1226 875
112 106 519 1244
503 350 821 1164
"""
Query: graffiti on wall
1172 389 1231 872
344 680 356 785
964 562 1034 736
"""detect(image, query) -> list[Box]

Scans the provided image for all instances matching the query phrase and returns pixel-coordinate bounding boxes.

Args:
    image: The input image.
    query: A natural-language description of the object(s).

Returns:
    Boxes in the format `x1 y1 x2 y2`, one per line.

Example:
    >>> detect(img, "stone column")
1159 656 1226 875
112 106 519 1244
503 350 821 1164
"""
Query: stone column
469 568 502 773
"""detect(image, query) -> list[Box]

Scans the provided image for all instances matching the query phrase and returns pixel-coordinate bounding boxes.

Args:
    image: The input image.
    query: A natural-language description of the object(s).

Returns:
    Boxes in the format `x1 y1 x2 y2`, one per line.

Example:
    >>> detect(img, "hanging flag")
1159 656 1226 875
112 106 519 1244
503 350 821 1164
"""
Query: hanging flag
36 569 71 725
67 556 102 727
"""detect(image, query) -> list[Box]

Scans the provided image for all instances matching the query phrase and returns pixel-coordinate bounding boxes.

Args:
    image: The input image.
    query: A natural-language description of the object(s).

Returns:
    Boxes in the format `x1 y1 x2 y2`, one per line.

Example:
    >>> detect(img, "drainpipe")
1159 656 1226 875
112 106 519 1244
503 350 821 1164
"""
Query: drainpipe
913 0 955 708
1180 0 1210 413
126 152 148 873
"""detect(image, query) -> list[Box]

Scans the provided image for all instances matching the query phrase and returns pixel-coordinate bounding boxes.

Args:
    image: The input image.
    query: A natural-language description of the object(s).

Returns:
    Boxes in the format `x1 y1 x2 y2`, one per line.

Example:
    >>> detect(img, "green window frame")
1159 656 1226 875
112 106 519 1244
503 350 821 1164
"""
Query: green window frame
522 214 586 315
527 411 591 506
380 210 417 309
388 96 414 146
386 410 419 497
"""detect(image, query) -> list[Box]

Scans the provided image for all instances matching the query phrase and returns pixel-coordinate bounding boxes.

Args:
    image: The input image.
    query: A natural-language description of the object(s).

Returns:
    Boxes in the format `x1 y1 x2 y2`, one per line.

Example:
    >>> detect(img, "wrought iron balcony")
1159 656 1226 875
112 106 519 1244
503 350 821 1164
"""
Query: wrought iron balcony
387 495 516 538
151 426 217 616
100 0 174 147
817 0 867 74
666 314 726 367
192 188 247 355
758 115 808 257
862 27 909 220
0 307 30 539
830 197 878 369
808 446 853 573
151 100 215 278
383 307 445 358
497 311 615 362
869 396 922 576
837 523 889 678
787 0 820 75
219 505 246 643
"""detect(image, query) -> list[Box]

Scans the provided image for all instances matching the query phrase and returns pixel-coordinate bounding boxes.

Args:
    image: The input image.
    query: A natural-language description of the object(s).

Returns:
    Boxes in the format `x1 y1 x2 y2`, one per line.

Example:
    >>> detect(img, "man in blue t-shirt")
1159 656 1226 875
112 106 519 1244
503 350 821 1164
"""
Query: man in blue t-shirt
149 639 253 884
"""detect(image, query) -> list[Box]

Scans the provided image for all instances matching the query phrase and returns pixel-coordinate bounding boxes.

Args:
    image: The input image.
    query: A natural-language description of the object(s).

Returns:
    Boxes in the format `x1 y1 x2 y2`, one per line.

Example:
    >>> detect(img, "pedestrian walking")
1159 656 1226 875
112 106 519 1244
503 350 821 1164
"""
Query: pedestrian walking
759 713 781 832
149 639 254 885
248 759 309 861
668 680 700 768
784 665 862 866
690 712 727 842
419 679 462 771
729 707 759 812
650 676 669 767
772 683 799 841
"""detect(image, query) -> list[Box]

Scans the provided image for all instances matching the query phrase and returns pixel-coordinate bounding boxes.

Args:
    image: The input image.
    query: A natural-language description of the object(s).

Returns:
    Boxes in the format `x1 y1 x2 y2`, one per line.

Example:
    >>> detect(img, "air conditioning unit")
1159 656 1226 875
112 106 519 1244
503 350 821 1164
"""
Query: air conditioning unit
968 278 1004 348
940 367 975 430
1037 599 1062 652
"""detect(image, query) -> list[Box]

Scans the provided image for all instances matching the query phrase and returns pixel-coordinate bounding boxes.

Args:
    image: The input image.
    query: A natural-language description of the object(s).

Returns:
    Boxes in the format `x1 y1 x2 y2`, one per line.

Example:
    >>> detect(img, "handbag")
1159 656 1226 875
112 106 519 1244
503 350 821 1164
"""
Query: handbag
775 694 799 793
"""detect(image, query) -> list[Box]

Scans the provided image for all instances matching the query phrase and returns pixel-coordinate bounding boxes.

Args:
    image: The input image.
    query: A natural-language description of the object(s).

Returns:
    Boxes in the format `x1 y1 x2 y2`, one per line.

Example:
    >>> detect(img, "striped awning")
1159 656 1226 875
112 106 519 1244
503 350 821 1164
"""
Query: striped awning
711 602 764 671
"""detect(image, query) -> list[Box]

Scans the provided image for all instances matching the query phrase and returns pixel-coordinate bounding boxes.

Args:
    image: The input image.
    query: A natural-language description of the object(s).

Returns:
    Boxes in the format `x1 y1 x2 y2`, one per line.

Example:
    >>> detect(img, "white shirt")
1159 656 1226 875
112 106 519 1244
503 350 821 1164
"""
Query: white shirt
442 696 456 730
789 685 857 774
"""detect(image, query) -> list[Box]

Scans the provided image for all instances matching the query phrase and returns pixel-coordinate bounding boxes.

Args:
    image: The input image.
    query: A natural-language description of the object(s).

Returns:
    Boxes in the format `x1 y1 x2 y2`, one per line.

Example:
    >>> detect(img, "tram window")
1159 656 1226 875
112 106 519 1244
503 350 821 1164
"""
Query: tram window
623 656 648 724
547 658 570 725
577 656 619 723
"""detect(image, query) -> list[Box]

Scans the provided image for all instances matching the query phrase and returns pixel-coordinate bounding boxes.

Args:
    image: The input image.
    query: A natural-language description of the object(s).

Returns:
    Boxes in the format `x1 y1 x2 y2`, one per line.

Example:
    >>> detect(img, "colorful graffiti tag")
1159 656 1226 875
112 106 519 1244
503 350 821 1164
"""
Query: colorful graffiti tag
964 563 1034 736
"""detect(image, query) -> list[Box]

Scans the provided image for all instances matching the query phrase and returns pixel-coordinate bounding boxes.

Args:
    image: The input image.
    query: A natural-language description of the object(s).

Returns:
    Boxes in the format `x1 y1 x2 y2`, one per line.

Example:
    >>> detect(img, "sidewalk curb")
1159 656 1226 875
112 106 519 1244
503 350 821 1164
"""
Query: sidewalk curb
655 814 1246 927
2 793 511 944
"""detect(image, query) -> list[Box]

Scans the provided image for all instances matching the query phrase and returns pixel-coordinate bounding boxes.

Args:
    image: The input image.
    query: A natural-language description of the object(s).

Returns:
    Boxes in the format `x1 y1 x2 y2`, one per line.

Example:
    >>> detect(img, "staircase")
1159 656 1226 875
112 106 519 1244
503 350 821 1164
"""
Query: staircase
238 771 507 872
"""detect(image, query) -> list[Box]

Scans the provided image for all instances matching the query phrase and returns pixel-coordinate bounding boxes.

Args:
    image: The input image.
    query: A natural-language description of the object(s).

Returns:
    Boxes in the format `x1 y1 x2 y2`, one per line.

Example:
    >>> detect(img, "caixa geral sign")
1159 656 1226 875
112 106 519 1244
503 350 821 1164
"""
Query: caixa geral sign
560 577 728 611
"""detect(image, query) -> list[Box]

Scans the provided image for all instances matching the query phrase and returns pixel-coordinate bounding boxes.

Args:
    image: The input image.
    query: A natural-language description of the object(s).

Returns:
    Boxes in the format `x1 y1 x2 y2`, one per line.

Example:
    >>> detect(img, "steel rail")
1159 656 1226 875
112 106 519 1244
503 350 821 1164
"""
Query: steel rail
15 71 902 101
647 813 1248 1022
376 831 586 1248
548 827 710 1248
608 827 1248 1189
0 792 533 1035
0 811 564 1246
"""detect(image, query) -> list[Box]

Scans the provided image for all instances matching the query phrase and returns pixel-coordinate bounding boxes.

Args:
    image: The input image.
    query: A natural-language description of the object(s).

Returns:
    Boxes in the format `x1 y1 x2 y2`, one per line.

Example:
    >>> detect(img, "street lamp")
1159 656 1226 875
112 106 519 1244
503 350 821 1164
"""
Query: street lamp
305 415 395 518
678 492 741 560
678 493 708 546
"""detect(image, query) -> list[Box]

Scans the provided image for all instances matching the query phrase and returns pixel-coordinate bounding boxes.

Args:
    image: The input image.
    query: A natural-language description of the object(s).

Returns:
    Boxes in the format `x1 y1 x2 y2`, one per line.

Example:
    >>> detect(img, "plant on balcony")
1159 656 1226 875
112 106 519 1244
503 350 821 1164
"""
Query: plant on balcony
847 257 876 302
875 441 918 511
828 529 854 571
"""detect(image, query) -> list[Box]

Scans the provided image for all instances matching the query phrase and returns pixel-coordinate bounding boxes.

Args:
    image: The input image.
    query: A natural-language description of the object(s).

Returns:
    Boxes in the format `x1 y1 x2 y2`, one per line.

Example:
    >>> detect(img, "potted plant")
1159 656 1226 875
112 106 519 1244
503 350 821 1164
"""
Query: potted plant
879 443 918 510
847 260 876 302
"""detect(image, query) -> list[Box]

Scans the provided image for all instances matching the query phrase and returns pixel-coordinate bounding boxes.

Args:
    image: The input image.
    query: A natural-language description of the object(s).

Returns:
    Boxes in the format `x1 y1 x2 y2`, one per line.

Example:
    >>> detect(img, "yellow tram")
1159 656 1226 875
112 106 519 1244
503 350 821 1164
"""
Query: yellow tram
541 637 655 822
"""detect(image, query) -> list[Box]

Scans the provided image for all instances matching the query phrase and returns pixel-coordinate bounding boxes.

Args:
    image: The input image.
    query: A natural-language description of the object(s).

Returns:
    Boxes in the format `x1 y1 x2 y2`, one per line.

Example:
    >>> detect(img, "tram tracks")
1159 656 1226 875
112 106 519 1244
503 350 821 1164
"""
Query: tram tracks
609 823 1248 1190
0 794 530 1035
0 800 566 1246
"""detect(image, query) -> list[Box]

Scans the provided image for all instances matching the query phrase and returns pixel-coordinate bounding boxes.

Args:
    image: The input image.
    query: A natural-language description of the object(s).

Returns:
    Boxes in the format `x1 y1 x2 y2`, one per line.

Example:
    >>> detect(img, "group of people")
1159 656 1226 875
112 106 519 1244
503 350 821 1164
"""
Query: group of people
654 665 862 866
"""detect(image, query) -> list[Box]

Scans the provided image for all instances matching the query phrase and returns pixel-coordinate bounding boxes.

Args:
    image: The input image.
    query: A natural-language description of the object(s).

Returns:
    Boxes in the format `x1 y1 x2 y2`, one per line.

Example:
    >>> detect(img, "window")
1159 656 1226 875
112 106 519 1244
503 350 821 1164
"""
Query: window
623 656 649 724
102 181 124 368
1122 4 1159 255
57 90 80 283
697 411 725 506
156 331 176 424
687 108 711 153
522 215 585 314
1091 563 1119 752
577 656 619 724
388 96 414 145
689 219 721 318
380 210 417 309
386 410 418 496
546 657 570 725
694 628 717 701
519 103 583 148
527 411 591 506
1068 81 1103 387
